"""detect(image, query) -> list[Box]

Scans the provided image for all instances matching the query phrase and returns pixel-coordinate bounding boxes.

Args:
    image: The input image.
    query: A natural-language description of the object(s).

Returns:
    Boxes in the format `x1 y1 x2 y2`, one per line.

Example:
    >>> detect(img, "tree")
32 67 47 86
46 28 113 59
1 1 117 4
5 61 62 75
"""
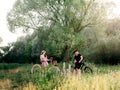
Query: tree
0 43 13 62
7 0 106 32
106 18 120 36
1 35 33 63
43 24 85 61
7 0 107 61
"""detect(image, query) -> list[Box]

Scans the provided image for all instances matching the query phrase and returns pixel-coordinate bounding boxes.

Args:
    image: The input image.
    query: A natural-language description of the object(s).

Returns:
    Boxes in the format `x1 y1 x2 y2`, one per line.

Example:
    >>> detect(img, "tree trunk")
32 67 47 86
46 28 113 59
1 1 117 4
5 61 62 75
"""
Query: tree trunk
63 45 70 62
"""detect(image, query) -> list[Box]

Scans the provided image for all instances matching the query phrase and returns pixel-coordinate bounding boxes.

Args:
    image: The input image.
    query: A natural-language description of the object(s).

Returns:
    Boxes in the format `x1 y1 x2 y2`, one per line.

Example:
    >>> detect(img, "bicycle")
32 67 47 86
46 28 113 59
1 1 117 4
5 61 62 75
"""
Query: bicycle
30 58 60 75
79 60 93 73
71 59 93 74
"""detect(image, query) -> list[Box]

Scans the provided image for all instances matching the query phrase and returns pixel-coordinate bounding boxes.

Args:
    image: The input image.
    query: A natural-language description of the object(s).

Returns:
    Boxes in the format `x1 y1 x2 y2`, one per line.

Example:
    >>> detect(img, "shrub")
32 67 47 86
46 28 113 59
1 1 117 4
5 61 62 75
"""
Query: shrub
89 37 120 65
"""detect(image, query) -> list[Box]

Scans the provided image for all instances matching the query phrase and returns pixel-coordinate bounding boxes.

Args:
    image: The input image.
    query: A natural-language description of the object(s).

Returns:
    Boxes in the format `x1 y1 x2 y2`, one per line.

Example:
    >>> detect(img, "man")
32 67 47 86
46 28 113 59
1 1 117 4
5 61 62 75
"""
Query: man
73 50 83 75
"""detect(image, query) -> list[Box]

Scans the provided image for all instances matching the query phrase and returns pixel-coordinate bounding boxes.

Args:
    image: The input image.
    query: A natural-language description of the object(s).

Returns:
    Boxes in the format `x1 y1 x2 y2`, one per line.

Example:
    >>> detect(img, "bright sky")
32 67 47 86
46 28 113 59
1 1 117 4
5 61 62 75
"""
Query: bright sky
0 0 26 46
0 0 120 46
106 0 120 19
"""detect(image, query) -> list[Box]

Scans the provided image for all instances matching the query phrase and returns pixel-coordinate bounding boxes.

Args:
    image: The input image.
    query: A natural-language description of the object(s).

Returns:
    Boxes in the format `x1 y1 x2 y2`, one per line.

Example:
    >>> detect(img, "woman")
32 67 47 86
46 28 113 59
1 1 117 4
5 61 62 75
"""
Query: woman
40 50 49 70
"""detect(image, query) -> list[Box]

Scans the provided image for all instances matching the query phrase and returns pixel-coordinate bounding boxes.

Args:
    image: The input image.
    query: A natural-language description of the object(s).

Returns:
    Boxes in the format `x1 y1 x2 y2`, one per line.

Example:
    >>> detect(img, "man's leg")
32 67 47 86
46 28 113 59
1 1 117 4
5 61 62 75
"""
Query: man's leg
78 69 81 79
73 68 76 74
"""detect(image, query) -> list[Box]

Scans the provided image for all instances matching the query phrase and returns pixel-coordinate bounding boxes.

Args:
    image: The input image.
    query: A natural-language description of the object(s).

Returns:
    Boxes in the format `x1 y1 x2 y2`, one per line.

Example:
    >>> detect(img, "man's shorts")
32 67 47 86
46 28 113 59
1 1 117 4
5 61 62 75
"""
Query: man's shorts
74 62 82 69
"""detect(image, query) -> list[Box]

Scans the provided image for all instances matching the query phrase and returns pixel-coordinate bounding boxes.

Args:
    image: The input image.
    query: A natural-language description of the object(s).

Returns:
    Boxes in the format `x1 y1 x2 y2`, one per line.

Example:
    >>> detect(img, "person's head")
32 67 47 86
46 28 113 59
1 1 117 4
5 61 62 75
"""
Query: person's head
41 50 46 55
74 50 79 56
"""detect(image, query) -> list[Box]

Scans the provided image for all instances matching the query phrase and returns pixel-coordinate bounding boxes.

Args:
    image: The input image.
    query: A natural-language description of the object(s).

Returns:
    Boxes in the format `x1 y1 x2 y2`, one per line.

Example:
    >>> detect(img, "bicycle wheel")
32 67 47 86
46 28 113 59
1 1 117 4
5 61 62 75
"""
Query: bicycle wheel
48 66 60 75
84 66 93 73
31 64 42 74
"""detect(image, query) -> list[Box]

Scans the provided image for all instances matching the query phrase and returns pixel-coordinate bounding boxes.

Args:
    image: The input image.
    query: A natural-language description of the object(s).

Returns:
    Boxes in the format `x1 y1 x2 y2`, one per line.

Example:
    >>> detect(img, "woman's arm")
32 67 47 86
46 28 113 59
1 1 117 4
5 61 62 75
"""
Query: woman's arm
40 55 45 62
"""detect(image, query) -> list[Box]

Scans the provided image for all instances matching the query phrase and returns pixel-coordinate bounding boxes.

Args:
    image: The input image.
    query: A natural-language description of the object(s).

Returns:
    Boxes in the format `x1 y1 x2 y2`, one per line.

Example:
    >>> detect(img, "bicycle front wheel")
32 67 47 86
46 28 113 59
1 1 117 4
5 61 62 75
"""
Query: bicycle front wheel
31 64 42 74
48 66 60 75
84 66 93 73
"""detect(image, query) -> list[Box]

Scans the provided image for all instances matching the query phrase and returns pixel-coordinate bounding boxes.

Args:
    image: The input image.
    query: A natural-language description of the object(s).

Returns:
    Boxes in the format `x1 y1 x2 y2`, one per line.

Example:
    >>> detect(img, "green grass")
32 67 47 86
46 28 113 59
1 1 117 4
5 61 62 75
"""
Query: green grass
0 63 120 90
0 63 21 70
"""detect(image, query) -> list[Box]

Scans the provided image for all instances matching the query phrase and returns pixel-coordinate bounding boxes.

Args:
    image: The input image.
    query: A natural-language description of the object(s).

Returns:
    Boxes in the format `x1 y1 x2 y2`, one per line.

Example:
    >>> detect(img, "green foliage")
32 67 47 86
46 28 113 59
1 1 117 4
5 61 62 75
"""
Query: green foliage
7 0 106 32
0 45 13 63
6 0 114 64
83 18 120 65
0 63 20 70
90 38 120 65
30 24 85 61
5 0 119 64
36 70 63 90
44 24 84 61
0 63 63 89
31 28 51 57
2 35 33 63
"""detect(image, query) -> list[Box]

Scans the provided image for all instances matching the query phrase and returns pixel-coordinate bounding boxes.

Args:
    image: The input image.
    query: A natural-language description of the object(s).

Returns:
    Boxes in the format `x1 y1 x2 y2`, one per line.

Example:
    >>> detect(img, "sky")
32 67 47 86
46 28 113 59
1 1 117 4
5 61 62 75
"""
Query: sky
106 0 120 19
0 0 120 46
0 0 26 46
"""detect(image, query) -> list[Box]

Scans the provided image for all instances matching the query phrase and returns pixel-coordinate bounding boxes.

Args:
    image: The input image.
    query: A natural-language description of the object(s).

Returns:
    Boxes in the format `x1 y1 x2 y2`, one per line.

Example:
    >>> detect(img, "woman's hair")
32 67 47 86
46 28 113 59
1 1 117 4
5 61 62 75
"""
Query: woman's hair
41 50 46 55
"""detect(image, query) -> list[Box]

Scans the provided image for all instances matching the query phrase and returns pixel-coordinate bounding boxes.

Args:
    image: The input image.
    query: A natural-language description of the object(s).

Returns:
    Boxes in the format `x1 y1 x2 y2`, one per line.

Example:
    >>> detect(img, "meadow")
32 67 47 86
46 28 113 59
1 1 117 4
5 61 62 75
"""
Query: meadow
0 63 120 90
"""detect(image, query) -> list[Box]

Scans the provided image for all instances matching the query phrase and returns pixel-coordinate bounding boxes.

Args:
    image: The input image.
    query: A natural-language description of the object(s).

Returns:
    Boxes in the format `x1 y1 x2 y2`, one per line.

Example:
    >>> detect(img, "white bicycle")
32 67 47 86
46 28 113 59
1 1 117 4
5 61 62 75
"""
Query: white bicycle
30 58 60 75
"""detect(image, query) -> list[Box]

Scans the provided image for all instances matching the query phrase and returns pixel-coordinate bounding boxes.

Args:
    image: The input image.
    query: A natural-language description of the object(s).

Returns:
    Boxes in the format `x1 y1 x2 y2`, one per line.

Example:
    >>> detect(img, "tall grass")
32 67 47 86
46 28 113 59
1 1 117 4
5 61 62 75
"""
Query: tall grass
54 71 120 90
0 79 11 89
0 63 120 90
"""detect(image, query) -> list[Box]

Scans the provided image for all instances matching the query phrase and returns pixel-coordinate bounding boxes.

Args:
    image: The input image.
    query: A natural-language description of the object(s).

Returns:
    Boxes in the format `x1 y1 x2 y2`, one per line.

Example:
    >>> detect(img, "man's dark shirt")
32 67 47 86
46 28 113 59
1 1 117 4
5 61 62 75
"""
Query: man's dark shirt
74 54 81 62
74 54 82 69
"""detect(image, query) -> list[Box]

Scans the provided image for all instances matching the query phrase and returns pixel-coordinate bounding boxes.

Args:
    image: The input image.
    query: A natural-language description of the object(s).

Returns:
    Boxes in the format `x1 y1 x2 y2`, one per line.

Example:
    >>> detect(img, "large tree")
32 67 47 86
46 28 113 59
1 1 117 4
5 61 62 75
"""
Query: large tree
7 0 106 32
7 0 107 61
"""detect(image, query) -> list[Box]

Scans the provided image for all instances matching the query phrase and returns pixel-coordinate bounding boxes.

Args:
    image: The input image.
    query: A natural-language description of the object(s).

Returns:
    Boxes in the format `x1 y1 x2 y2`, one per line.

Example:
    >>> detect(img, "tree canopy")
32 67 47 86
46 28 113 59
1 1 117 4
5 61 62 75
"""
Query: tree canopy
7 0 106 32
6 0 120 64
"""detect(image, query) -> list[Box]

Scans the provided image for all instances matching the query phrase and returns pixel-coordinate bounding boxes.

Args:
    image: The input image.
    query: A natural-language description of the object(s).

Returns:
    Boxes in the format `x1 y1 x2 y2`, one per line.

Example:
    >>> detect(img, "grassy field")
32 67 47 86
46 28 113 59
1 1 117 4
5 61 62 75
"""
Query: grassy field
0 63 120 90
55 71 120 90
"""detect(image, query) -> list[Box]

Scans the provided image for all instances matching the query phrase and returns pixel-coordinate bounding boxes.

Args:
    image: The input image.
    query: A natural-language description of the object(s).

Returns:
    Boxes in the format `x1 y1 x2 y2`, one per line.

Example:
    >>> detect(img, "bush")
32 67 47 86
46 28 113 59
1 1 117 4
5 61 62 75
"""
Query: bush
89 37 120 65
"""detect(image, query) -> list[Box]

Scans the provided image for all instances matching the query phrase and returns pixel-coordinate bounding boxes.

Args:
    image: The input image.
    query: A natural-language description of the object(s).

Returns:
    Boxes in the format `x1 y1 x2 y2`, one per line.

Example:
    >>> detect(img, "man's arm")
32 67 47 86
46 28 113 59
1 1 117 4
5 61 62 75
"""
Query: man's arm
79 55 83 63
74 59 77 63
74 55 77 63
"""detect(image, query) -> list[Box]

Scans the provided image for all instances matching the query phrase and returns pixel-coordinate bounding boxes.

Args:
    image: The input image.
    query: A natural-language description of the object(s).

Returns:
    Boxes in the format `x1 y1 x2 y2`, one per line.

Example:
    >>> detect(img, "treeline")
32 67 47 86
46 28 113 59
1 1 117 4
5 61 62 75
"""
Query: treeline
1 18 120 64
0 27 84 63
0 0 120 64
